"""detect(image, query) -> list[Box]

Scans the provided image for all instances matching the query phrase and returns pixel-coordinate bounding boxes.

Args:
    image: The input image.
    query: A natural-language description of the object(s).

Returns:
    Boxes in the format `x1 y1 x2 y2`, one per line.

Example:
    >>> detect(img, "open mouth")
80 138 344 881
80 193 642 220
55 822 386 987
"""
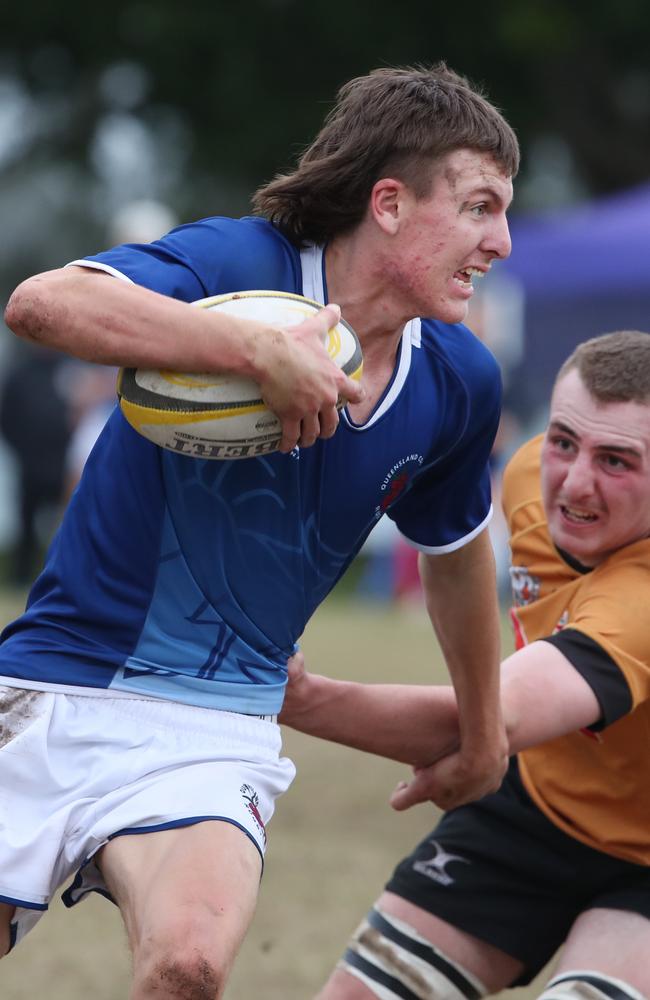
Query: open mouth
452 266 485 290
561 505 598 524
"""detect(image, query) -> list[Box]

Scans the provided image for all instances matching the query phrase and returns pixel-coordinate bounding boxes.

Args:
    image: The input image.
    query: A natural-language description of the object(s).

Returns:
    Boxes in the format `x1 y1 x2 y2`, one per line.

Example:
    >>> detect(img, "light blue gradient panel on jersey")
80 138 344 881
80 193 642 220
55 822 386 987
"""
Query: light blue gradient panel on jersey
110 447 353 712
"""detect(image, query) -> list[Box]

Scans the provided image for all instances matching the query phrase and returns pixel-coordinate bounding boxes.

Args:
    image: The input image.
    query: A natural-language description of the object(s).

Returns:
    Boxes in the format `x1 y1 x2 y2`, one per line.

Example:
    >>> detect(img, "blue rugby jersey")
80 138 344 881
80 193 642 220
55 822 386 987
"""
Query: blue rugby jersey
0 217 501 713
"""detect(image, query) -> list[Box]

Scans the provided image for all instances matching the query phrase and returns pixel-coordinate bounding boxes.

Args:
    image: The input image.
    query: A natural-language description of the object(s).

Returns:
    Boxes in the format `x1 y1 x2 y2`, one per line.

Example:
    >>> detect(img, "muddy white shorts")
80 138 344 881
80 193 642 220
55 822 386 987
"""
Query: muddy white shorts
0 686 295 948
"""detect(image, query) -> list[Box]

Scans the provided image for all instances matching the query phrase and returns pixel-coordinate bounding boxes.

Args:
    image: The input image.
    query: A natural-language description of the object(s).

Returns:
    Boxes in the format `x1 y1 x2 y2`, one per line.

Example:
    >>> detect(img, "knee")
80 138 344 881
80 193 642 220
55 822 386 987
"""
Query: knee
134 948 224 1000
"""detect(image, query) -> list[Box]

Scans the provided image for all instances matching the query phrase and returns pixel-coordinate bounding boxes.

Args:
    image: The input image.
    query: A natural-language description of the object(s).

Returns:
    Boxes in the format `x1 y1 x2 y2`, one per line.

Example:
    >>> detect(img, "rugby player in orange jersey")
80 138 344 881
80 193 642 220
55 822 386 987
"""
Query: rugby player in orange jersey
281 330 650 1000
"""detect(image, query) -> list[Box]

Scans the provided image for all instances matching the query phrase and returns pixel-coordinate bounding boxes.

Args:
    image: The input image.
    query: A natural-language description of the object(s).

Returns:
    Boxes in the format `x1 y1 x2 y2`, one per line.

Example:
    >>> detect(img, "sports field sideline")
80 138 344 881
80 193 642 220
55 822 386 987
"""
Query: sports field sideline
0 588 550 999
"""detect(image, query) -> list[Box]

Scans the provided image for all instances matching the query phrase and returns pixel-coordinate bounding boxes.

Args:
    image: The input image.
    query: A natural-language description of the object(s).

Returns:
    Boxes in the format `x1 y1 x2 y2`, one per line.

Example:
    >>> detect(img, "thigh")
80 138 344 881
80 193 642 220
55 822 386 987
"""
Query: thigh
380 891 524 991
555 908 650 994
315 893 523 999
99 819 263 970
385 763 583 982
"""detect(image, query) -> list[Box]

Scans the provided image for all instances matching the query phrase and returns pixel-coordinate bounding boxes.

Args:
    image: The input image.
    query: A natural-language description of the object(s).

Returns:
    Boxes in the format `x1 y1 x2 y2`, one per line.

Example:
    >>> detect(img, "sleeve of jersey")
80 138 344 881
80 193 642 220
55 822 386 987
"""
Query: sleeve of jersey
76 216 300 300
387 343 502 552
541 630 632 731
541 551 650 726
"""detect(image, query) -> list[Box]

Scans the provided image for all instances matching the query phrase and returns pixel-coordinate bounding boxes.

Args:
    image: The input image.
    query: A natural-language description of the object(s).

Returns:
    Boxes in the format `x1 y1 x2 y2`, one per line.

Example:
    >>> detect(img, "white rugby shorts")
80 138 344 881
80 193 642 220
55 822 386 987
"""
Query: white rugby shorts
0 686 295 948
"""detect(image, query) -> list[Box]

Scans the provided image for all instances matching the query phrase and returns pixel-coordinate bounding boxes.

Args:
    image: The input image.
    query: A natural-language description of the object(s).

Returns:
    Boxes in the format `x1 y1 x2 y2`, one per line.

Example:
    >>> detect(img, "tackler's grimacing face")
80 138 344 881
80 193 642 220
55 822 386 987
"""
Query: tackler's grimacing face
541 369 650 566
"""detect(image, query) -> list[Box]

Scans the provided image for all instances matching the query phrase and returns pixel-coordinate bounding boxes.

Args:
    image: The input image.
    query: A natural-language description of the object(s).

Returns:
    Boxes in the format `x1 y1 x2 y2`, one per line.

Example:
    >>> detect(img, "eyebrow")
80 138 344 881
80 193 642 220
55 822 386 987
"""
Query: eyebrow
549 420 643 459
549 420 579 439
462 185 512 210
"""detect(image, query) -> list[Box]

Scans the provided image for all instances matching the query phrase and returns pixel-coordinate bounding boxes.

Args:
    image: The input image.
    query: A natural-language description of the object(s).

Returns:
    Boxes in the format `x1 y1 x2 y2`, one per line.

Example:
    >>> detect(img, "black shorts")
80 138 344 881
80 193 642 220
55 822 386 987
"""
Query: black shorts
386 758 650 986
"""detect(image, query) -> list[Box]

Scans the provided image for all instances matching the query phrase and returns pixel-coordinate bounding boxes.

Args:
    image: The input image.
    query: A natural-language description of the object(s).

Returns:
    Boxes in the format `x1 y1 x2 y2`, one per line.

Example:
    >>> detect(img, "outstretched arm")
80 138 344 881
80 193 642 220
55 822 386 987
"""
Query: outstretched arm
280 639 600 809
389 638 600 810
4 267 364 453
279 655 460 766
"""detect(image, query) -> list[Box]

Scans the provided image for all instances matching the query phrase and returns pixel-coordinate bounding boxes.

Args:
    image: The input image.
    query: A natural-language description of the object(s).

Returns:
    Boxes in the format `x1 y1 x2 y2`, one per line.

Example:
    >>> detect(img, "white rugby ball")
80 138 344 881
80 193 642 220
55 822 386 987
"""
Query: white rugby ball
117 290 363 460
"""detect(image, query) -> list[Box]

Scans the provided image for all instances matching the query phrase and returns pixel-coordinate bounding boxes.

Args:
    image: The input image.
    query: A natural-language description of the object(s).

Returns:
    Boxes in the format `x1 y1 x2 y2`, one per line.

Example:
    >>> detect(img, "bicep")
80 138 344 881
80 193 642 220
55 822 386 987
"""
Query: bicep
501 641 602 753
418 529 496 594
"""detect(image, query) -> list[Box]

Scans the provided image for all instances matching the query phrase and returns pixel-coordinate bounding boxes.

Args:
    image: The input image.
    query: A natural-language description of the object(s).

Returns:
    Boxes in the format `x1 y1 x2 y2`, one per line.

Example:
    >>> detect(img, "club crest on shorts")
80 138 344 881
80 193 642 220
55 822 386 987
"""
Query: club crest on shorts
412 839 470 886
240 783 267 844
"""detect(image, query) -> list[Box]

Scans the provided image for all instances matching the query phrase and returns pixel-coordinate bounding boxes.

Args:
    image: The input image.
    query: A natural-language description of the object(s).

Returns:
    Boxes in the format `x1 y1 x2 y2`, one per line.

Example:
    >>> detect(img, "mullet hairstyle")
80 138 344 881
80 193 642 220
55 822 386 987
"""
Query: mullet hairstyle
252 63 519 246
556 330 650 403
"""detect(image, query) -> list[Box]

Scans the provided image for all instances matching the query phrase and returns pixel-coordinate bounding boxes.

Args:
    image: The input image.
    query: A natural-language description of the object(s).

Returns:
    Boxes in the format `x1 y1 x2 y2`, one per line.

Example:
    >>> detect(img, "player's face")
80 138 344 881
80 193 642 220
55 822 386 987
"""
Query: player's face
541 369 650 566
382 149 513 324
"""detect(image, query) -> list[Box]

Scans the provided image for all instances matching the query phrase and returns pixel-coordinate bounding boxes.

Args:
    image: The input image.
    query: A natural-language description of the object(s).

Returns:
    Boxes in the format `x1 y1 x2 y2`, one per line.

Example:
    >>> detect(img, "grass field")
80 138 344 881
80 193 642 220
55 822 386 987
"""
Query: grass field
0 587 554 998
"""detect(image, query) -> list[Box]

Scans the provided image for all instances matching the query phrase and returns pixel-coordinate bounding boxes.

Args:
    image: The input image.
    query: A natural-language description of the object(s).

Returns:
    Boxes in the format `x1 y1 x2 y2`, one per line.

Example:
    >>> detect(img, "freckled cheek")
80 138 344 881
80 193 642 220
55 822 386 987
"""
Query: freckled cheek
410 247 448 282
408 226 448 259
400 258 436 293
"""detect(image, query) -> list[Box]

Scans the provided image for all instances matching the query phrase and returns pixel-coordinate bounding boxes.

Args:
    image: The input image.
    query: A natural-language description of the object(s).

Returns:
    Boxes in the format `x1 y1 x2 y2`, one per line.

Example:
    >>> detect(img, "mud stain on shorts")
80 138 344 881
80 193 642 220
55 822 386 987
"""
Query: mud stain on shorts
0 687 42 747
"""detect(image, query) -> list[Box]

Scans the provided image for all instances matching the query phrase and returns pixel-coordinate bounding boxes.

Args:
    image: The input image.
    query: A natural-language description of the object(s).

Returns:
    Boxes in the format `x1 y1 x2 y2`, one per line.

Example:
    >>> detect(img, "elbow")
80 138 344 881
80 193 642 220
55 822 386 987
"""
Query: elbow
5 270 71 348
5 278 45 344
4 283 27 338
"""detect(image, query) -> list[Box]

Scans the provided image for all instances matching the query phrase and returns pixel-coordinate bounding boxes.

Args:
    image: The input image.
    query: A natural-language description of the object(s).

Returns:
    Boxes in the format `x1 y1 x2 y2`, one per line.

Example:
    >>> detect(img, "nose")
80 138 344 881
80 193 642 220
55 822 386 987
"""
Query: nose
563 455 596 500
481 212 511 260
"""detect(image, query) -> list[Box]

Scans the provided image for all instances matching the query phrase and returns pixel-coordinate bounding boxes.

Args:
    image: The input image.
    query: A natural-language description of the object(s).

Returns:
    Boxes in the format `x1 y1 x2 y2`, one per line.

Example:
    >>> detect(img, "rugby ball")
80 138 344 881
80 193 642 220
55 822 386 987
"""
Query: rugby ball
116 290 363 460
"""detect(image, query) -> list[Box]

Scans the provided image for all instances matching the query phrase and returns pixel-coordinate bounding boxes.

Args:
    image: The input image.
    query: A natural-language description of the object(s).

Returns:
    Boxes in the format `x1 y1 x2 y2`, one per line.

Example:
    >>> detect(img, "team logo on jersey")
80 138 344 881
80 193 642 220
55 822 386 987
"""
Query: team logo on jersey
375 453 424 518
510 565 541 606
412 839 470 886
240 783 267 844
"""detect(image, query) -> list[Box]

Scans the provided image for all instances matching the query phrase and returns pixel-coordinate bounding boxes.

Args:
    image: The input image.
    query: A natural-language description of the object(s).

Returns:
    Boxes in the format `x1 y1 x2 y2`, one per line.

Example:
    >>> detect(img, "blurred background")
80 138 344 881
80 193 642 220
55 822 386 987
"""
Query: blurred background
1 0 649 587
0 1 649 994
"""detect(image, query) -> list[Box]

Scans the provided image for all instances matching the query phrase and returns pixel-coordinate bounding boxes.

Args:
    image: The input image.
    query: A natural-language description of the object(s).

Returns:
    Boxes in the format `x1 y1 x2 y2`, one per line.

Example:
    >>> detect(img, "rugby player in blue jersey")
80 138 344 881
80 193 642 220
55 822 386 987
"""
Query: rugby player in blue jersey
3 64 516 999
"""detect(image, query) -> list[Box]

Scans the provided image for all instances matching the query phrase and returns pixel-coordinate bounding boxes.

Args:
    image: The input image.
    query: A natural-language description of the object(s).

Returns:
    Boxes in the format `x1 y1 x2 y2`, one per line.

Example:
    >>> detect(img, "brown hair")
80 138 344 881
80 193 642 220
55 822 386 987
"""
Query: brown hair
556 330 650 403
252 63 519 246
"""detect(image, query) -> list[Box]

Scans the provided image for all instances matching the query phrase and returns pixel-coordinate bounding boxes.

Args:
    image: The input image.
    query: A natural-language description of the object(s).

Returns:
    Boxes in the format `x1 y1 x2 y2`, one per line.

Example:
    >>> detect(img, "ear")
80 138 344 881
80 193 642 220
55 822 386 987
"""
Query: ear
369 178 409 235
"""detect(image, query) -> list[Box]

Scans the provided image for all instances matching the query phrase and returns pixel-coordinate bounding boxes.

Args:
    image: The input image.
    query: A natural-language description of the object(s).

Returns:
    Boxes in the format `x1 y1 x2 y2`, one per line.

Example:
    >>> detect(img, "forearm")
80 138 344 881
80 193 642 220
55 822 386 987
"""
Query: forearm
4 268 264 374
420 533 505 756
280 638 602 785
280 671 459 766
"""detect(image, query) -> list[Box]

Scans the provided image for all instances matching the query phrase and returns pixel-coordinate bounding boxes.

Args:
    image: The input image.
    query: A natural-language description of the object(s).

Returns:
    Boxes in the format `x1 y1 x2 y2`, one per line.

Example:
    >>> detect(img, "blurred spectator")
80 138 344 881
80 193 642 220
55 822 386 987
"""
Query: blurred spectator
62 198 178 499
393 536 423 605
0 199 175 584
62 364 117 502
108 198 178 247
0 343 73 584
355 516 402 601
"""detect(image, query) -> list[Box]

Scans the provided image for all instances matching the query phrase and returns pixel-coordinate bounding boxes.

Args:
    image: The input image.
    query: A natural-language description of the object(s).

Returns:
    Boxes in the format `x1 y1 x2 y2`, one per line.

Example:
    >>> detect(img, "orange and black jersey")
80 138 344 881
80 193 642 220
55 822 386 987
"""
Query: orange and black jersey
503 435 650 865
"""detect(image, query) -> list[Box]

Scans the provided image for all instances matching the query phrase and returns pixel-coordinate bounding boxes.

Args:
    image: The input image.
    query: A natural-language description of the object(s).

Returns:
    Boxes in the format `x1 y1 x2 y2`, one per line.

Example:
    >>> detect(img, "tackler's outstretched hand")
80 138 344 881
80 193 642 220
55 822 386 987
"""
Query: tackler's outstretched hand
254 304 364 453
278 651 310 727
390 741 507 814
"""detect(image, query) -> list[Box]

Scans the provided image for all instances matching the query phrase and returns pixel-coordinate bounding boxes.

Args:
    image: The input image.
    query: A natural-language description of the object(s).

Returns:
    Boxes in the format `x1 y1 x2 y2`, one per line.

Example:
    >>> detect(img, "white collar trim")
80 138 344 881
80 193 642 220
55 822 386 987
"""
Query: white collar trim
299 244 419 430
